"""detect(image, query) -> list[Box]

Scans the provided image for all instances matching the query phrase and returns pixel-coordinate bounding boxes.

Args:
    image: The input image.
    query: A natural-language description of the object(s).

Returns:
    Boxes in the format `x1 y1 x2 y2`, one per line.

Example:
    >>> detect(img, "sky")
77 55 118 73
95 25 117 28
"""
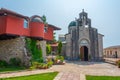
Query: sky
0 0 120 48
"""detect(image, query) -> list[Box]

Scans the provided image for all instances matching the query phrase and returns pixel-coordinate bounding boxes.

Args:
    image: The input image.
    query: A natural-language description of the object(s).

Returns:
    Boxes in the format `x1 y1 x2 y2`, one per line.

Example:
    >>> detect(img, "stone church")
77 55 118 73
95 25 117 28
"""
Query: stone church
65 10 103 61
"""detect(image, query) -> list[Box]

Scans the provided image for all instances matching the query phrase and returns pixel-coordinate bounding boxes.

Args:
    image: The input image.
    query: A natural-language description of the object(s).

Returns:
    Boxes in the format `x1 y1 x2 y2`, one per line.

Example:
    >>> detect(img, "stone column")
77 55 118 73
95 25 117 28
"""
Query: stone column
38 40 46 61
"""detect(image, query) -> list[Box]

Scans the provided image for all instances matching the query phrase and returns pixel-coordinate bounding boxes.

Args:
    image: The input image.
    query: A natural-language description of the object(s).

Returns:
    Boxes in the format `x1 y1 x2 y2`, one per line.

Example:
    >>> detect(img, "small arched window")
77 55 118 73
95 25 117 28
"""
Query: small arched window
80 39 88 44
80 39 89 46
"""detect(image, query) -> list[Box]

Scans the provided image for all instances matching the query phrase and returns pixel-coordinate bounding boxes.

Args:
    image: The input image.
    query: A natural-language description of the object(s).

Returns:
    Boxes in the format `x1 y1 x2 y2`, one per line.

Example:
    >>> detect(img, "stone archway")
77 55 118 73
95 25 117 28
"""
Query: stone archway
80 46 88 61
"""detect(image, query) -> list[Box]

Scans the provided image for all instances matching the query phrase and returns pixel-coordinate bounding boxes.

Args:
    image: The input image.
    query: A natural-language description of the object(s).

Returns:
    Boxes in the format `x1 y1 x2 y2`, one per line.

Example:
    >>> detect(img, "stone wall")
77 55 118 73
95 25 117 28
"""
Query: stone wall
61 43 66 57
65 34 72 59
98 34 104 59
0 37 31 67
104 48 120 58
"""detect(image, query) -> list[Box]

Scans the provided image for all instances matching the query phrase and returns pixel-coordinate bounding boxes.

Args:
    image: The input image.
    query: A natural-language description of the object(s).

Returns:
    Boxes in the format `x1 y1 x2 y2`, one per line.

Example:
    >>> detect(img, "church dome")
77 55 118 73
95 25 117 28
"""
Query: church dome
68 21 77 27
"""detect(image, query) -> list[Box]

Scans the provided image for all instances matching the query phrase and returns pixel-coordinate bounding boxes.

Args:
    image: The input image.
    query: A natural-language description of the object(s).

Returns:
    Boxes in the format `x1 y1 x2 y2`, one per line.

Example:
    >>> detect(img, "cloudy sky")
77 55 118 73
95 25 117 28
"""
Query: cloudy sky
0 0 120 48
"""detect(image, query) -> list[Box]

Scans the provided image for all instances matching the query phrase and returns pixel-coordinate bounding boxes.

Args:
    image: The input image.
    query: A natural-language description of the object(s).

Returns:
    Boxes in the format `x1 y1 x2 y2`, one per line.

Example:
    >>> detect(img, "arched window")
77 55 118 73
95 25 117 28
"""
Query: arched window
81 39 88 44
115 51 118 58
80 39 89 46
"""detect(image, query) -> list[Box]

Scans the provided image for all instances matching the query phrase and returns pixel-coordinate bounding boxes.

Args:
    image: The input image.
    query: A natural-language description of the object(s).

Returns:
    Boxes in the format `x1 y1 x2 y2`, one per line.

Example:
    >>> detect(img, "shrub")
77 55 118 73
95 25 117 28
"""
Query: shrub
46 44 52 55
53 55 65 65
30 60 53 69
47 60 53 67
57 42 62 55
42 64 48 69
29 66 36 70
9 57 21 66
35 58 44 63
32 61 41 68
33 62 47 69
0 60 8 67
56 55 64 62
116 60 120 68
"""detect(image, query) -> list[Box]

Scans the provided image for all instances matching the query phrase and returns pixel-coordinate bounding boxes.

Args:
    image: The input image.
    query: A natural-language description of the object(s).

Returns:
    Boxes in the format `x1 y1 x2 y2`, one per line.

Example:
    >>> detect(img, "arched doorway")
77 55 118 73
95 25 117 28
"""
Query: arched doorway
80 46 88 61
115 51 118 58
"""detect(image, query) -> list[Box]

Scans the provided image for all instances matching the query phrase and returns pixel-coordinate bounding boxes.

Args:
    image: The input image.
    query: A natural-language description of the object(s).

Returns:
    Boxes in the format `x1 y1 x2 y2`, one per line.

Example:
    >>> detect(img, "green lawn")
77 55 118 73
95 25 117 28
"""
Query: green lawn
0 72 58 80
0 67 26 73
86 75 120 80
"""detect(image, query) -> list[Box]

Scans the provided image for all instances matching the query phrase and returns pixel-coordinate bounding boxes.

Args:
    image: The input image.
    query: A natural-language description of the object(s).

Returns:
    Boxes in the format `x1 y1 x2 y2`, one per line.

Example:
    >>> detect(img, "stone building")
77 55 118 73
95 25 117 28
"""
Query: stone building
59 34 66 42
65 10 104 61
104 45 120 58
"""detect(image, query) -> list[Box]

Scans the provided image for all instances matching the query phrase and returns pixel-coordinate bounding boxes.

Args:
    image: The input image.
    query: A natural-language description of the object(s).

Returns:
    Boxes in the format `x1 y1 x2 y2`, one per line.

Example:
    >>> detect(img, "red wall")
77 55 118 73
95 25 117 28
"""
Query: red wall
0 15 55 41
30 22 44 38
0 16 7 34
6 15 30 36
44 27 53 40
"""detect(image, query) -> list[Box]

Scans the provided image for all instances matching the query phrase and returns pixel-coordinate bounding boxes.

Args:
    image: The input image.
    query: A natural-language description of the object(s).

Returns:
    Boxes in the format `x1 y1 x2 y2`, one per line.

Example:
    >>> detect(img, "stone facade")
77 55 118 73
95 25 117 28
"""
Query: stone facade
104 45 120 58
98 34 104 59
0 37 31 66
64 10 104 61
0 37 46 66
0 37 47 66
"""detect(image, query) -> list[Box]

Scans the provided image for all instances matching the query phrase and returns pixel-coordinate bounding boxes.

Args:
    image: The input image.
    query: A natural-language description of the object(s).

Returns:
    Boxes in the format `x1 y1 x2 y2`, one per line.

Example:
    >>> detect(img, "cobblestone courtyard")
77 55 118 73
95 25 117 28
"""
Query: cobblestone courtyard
53 61 120 80
0 61 120 80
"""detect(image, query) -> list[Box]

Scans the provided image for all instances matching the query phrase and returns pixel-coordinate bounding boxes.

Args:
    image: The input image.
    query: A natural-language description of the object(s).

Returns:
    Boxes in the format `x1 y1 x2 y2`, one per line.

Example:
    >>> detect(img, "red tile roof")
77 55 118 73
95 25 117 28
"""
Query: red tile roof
104 45 120 49
0 8 28 19
48 24 61 30
50 43 58 47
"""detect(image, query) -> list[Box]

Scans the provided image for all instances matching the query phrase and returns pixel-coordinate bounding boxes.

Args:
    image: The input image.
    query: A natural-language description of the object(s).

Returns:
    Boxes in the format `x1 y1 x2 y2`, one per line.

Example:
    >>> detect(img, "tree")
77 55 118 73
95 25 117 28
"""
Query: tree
41 15 47 24
53 32 57 43
46 44 52 55
57 41 62 55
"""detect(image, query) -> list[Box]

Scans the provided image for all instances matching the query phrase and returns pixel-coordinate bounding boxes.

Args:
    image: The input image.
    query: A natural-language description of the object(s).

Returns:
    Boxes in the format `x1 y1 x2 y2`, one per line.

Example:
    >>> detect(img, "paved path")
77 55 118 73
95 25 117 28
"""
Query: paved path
0 61 120 80
0 69 55 78
54 71 80 80
53 61 120 80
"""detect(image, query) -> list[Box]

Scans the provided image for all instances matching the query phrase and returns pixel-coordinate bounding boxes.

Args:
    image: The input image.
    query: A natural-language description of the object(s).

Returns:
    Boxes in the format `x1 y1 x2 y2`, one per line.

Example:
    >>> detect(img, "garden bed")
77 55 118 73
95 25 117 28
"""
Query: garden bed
0 67 26 73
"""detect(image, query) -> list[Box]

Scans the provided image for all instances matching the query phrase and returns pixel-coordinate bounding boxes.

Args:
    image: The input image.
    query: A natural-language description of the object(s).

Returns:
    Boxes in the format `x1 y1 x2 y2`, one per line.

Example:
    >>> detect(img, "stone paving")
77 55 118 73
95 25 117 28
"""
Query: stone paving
0 61 120 80
54 71 80 80
53 61 120 80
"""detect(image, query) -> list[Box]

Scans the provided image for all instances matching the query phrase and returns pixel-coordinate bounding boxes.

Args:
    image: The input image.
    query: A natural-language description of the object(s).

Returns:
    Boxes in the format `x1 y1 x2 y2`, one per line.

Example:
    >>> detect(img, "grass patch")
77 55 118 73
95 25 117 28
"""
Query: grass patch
86 75 120 80
0 72 58 80
0 67 26 73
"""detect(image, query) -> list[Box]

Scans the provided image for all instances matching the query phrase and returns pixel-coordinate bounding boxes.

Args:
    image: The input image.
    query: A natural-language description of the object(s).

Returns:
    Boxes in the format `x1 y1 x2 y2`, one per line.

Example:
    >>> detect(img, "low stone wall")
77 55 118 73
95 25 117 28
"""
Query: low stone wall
0 37 31 66
104 58 120 65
